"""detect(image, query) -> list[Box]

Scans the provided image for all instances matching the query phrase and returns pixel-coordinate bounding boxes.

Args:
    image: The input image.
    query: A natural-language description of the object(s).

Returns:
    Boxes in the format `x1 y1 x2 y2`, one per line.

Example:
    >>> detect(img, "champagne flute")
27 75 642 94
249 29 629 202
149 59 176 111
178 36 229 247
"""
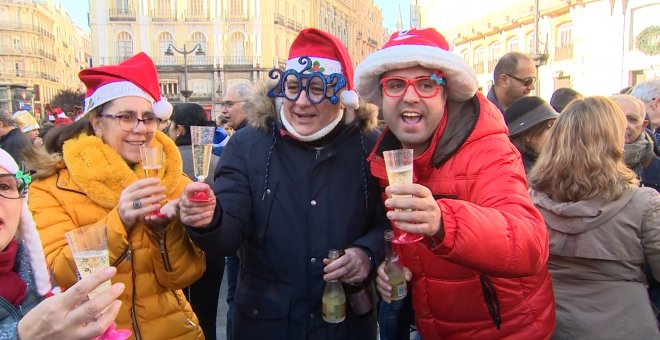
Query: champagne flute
139 145 166 218
383 149 423 244
189 126 215 201
65 223 111 298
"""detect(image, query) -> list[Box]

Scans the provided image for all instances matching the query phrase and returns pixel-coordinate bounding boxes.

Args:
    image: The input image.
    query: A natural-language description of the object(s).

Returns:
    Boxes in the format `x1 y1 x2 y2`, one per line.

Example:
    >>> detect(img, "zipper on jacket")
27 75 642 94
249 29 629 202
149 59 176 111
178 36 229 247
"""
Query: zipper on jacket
0 297 21 320
111 246 129 267
480 274 501 329
315 150 321 160
127 245 142 340
158 232 172 272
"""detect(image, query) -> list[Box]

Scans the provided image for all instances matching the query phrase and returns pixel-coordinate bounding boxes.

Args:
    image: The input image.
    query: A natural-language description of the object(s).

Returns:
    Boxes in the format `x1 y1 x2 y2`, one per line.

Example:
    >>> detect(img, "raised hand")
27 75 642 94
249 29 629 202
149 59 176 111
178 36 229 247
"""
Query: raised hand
17 267 124 340
384 183 443 238
179 181 216 227
118 178 165 230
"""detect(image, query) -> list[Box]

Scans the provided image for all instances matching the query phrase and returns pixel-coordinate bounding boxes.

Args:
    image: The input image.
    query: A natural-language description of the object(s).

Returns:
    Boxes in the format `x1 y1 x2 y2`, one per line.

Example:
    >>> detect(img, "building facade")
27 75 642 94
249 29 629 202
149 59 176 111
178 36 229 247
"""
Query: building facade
423 0 659 100
89 0 384 117
0 0 91 117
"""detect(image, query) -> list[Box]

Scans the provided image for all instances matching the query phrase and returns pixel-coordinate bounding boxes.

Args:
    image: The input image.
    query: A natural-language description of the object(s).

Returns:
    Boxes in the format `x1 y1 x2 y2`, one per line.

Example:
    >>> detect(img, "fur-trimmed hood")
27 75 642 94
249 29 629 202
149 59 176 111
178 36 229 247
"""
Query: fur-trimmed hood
245 80 380 133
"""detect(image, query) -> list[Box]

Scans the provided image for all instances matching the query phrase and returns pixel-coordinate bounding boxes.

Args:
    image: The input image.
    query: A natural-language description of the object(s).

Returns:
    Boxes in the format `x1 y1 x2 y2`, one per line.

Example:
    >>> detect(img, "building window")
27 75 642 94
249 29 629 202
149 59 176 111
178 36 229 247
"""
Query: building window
555 23 573 60
190 32 207 65
489 43 500 71
507 37 519 52
229 0 245 18
159 32 174 65
116 32 133 62
229 32 246 65
188 0 204 17
474 47 485 74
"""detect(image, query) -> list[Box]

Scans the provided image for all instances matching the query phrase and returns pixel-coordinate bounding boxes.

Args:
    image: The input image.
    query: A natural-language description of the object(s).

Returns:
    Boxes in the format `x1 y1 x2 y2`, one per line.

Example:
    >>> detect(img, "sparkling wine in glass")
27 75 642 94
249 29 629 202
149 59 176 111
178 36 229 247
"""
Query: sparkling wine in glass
383 149 423 244
189 126 215 202
65 223 111 298
140 145 166 218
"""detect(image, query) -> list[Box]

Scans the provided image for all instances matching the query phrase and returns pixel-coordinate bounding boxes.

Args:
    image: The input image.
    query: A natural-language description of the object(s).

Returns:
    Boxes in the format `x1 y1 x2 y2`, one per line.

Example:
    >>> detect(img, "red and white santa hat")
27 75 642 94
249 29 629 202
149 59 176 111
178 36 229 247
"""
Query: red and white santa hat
286 28 359 109
0 148 53 296
355 28 478 106
78 52 172 119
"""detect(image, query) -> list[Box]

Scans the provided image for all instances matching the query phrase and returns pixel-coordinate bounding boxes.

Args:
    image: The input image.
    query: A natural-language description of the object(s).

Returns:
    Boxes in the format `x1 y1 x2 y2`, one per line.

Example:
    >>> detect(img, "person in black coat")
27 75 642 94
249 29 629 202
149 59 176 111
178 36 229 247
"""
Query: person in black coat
180 28 387 340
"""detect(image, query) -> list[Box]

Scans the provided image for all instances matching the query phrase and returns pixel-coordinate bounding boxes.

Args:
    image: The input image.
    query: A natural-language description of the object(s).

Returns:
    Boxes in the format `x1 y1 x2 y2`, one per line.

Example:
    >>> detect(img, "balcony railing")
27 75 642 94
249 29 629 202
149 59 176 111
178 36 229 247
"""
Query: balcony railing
223 55 258 67
0 69 59 83
472 62 485 74
154 56 215 67
488 59 498 72
98 56 133 65
184 10 209 21
0 21 55 40
152 9 177 21
109 8 136 21
554 44 573 61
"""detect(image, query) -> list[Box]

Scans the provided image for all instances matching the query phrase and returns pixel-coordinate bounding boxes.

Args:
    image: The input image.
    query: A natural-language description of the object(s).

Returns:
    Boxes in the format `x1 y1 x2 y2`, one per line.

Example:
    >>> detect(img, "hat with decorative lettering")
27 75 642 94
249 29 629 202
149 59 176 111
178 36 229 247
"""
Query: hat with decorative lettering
355 28 478 106
286 28 359 109
78 52 172 119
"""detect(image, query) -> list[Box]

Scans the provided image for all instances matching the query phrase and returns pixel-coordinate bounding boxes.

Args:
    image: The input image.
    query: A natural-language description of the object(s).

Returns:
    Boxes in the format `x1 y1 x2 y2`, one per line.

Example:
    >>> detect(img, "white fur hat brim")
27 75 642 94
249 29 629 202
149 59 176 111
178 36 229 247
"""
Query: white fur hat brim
355 44 478 106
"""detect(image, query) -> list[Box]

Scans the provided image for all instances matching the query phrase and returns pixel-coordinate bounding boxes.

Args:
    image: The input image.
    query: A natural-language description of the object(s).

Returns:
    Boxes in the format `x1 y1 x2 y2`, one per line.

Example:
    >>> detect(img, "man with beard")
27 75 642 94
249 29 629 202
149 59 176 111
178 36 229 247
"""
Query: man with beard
487 52 536 113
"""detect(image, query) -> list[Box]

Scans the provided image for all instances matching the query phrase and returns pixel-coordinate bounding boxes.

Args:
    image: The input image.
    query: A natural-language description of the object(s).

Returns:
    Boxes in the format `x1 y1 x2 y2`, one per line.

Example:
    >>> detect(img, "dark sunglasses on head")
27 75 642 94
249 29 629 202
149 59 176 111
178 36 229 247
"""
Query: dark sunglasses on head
505 74 536 87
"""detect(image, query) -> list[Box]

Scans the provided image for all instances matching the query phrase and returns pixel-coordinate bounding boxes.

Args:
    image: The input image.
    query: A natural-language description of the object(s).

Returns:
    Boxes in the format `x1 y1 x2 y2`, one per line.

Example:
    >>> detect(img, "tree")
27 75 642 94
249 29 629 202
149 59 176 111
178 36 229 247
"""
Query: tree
49 89 85 114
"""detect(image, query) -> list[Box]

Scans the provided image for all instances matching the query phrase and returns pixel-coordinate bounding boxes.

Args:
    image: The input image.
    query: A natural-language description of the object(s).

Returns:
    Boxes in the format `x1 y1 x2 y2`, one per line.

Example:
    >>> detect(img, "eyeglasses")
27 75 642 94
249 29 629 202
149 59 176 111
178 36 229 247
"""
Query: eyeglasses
505 74 536 87
0 173 29 199
380 76 445 98
219 101 245 109
101 114 164 132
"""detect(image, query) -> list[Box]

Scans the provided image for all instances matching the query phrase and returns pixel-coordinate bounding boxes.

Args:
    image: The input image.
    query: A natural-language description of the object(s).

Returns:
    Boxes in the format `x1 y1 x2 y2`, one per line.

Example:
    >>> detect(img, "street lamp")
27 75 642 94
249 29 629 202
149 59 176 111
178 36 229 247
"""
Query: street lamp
164 43 206 102
532 0 549 96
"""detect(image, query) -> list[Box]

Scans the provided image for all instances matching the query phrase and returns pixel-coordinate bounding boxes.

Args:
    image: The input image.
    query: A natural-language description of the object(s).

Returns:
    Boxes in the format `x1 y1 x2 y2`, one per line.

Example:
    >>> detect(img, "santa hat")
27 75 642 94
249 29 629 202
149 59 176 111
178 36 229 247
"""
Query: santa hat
78 52 172 119
355 28 478 106
286 28 359 109
0 148 53 296
13 110 40 133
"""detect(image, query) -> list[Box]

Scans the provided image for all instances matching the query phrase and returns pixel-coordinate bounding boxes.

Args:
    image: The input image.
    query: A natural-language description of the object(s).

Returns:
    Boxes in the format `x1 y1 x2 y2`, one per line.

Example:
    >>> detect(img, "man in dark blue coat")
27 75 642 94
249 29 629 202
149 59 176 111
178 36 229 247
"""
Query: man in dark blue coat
180 28 388 340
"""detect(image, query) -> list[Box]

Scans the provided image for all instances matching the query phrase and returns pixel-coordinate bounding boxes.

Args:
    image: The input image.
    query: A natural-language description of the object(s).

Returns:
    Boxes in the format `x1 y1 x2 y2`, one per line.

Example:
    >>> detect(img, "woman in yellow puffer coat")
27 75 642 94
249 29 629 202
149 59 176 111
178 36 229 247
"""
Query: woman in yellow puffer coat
28 53 212 339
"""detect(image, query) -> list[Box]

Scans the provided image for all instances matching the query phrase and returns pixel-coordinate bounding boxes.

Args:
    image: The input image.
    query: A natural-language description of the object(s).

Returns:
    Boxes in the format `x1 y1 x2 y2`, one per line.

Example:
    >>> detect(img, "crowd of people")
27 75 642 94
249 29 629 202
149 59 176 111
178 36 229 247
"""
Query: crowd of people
1 25 659 340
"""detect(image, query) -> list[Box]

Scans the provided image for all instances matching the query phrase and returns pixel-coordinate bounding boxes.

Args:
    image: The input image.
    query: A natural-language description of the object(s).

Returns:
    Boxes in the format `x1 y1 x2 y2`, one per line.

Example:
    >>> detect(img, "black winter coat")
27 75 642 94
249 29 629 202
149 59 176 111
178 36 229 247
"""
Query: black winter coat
188 83 388 340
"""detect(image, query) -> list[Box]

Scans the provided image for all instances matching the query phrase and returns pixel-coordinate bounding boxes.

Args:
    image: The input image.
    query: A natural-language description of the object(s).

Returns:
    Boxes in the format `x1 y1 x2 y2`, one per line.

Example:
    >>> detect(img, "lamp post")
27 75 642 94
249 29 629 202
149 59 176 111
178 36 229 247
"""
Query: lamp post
532 0 549 96
164 43 205 102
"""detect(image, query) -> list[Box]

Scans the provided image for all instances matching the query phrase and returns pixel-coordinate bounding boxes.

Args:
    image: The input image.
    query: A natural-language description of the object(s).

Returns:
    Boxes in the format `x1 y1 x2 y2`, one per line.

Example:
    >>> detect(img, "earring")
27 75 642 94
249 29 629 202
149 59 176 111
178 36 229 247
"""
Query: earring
525 138 530 143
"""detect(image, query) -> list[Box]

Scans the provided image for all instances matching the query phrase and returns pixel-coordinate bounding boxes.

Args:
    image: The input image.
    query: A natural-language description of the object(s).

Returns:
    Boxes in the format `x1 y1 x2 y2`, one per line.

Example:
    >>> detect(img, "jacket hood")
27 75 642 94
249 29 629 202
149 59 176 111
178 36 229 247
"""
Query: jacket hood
530 189 636 234
245 80 379 133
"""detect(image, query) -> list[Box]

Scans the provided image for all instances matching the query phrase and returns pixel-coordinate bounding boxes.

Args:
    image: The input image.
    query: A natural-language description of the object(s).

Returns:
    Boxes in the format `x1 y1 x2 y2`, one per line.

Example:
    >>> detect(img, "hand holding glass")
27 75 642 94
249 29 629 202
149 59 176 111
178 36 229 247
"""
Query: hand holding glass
189 126 215 202
140 145 166 218
65 224 111 298
383 149 423 244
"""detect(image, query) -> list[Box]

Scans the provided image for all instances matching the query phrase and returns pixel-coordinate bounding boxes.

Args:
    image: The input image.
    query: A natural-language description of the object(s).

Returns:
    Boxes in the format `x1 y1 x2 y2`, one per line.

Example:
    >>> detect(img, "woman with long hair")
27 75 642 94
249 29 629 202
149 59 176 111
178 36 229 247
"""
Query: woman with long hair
528 96 660 339
30 53 213 339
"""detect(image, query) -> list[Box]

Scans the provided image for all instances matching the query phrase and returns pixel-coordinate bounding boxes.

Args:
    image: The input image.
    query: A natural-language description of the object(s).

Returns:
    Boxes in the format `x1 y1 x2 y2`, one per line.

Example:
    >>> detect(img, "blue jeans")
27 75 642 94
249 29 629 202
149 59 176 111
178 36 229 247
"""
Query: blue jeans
225 255 240 340
378 292 417 340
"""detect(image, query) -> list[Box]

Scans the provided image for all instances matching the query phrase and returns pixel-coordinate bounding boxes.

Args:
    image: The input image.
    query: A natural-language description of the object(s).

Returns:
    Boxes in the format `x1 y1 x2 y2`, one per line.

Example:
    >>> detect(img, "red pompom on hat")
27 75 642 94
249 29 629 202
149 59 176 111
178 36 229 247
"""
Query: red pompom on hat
355 28 478 106
78 52 172 119
285 28 359 109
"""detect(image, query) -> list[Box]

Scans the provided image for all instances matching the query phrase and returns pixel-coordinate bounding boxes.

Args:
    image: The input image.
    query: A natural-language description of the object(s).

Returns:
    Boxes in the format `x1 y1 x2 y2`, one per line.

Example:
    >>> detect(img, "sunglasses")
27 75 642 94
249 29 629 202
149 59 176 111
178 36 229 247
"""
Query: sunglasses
505 74 536 87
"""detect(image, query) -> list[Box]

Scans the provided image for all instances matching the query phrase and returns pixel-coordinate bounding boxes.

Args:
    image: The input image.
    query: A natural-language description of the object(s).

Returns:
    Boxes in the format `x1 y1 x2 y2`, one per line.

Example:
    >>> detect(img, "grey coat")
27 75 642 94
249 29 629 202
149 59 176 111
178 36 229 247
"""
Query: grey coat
530 187 660 340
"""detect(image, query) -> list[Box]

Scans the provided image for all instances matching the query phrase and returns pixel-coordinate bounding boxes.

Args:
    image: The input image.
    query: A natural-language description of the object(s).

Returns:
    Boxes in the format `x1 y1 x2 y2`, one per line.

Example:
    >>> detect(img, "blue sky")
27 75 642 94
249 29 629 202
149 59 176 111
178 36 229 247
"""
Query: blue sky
59 1 407 32
375 0 410 32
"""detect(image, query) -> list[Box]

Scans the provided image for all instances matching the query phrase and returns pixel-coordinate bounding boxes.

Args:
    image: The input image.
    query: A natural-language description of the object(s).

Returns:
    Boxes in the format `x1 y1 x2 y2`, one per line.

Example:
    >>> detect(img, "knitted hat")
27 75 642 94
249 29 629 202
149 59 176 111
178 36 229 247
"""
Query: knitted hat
13 110 40 133
286 28 359 109
78 52 172 119
355 28 478 106
504 96 558 138
0 148 52 295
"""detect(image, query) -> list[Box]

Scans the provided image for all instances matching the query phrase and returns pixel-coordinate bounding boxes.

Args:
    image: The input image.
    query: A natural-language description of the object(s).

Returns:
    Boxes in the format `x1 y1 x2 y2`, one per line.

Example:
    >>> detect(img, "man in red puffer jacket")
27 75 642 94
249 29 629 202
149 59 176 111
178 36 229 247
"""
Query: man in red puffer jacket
355 28 556 339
